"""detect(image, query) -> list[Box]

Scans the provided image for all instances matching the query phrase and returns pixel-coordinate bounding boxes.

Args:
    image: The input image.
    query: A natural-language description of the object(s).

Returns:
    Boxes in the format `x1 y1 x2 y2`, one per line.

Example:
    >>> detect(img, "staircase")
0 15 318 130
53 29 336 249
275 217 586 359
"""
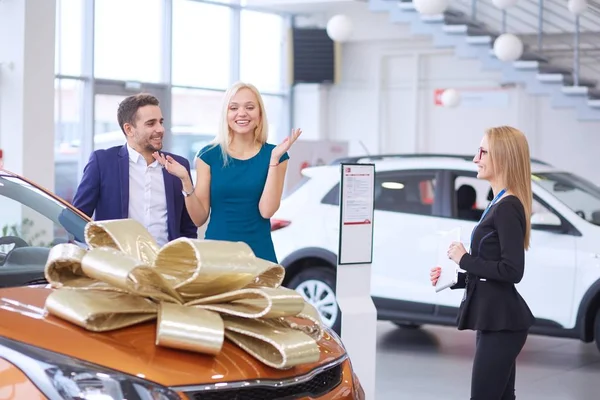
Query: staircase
369 0 600 121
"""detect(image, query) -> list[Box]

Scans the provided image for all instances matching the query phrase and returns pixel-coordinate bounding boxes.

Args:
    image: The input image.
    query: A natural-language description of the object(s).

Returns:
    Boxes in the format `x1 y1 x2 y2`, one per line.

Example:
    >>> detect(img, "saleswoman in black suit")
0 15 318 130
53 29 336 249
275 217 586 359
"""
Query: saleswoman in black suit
430 125 535 400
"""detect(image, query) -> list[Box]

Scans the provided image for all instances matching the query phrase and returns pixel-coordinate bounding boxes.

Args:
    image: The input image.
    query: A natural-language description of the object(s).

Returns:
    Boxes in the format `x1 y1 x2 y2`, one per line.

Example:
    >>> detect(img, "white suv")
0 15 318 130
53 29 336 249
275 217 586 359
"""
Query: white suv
272 154 600 351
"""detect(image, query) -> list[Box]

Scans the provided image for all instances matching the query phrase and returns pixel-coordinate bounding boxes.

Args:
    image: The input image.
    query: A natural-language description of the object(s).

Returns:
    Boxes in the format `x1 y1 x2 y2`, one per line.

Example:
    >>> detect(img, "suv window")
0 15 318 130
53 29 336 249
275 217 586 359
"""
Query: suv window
453 175 490 221
322 183 340 206
375 172 436 215
534 172 600 226
453 173 564 230
322 171 437 216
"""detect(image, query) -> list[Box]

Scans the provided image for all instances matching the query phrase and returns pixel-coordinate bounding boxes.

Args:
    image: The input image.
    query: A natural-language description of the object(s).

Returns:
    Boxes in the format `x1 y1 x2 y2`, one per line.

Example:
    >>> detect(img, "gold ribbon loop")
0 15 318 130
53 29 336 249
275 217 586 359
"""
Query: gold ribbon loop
223 317 321 370
46 290 157 332
281 303 325 342
188 287 306 319
243 259 286 289
82 248 182 304
85 219 160 264
157 303 224 355
45 244 88 287
154 239 265 298
43 219 324 370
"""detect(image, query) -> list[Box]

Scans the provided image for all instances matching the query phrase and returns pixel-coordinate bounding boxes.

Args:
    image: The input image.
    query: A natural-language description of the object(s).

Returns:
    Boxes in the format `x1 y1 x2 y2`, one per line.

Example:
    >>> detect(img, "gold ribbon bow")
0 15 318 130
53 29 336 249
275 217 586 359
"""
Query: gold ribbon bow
43 219 324 369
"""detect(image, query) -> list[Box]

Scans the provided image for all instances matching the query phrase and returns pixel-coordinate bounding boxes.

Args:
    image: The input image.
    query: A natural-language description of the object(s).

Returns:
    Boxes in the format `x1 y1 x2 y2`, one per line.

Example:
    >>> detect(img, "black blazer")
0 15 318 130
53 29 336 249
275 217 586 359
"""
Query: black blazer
452 195 535 331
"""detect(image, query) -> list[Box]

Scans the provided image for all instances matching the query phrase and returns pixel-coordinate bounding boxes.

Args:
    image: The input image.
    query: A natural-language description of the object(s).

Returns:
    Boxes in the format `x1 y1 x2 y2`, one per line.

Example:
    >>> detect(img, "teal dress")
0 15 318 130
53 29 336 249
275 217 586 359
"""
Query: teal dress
198 143 289 263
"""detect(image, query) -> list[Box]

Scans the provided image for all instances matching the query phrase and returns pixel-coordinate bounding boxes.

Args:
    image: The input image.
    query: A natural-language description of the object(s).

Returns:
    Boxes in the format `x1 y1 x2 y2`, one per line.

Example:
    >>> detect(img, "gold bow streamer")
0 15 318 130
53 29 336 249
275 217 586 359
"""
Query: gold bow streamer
43 219 324 369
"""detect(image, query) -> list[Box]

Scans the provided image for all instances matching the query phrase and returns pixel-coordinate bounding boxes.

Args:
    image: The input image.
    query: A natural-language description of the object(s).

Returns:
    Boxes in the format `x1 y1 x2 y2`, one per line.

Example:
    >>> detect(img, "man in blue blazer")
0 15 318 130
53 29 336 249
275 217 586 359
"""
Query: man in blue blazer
72 93 197 246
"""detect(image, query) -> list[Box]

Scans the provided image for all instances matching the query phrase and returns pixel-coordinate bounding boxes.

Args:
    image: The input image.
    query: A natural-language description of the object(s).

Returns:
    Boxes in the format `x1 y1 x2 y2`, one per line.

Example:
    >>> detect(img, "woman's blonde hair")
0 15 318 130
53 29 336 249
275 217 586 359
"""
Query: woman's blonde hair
486 126 533 250
208 82 269 165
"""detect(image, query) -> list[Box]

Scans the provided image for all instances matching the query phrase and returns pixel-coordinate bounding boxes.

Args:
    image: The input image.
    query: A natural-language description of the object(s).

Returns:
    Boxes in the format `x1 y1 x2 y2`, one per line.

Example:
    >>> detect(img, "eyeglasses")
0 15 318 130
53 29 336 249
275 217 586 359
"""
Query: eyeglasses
476 147 488 159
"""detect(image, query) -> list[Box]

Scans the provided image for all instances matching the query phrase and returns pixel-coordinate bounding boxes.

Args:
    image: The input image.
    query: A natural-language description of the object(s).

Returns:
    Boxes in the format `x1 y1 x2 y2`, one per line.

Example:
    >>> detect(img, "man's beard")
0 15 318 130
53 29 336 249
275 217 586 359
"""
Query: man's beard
144 140 163 153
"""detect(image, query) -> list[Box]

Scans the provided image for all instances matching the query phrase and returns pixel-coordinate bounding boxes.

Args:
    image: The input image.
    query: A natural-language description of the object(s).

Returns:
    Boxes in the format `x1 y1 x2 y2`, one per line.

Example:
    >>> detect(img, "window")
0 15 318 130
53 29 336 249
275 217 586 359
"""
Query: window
534 172 600 226
262 95 285 143
322 172 438 217
93 93 127 151
171 88 223 164
0 173 88 288
531 197 563 229
375 173 437 216
94 0 164 82
172 0 231 89
55 79 85 204
240 10 285 93
55 0 85 76
322 183 340 206
453 172 565 229
453 175 491 221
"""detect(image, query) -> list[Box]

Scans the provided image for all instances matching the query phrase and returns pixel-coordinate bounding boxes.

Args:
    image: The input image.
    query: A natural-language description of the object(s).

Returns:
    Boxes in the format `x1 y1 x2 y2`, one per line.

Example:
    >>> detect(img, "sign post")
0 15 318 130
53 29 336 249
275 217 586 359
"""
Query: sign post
337 162 377 399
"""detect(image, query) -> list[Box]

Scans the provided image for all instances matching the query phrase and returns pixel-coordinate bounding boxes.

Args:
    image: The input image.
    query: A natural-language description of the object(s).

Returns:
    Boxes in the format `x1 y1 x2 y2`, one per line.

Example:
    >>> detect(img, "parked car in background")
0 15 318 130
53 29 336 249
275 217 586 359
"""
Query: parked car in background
0 168 364 400
272 154 600 352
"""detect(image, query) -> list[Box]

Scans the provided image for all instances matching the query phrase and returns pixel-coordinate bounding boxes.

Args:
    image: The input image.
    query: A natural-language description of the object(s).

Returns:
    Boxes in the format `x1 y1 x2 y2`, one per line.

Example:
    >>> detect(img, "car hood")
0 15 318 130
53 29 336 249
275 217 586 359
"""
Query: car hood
0 286 346 387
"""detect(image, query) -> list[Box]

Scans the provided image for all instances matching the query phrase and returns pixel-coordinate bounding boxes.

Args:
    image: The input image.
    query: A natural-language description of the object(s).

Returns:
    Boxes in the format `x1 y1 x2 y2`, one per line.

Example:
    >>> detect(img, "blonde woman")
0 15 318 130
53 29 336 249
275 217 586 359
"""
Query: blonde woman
430 126 535 400
155 82 301 263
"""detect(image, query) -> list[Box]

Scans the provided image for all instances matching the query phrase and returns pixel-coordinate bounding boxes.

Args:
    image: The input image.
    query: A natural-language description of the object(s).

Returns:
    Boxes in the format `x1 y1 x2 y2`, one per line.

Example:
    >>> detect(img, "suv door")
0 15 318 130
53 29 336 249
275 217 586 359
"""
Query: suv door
370 169 445 306
435 171 576 328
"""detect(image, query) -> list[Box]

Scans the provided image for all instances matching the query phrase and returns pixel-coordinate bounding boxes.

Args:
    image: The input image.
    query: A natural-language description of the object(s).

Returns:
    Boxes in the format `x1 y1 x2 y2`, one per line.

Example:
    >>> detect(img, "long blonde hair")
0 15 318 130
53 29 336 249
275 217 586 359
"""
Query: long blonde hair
486 126 533 250
208 82 269 166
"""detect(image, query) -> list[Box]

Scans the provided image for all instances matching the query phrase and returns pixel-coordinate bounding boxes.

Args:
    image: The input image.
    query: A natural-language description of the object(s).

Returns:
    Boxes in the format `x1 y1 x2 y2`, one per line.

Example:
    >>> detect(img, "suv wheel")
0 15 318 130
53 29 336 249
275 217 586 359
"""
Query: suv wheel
288 267 341 334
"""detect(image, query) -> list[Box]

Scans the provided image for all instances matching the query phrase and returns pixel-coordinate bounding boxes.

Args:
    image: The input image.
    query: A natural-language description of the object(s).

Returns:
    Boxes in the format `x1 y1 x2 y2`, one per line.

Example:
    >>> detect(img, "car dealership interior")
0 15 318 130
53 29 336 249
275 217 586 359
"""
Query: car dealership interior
2 0 600 399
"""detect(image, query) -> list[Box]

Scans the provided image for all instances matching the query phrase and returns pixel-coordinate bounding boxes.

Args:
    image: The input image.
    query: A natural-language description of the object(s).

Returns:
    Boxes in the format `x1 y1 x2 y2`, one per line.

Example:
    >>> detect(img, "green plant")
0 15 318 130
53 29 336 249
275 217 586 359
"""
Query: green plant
1 218 50 247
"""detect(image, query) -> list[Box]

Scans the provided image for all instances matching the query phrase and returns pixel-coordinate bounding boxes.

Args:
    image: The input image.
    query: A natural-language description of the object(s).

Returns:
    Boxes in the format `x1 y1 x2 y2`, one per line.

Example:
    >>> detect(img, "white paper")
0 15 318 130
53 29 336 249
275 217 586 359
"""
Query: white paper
341 165 374 225
434 227 462 292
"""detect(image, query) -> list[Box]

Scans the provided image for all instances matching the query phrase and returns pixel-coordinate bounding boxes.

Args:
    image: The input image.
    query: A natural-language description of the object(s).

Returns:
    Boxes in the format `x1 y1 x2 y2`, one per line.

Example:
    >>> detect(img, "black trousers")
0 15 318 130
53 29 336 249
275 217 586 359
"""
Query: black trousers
470 329 529 400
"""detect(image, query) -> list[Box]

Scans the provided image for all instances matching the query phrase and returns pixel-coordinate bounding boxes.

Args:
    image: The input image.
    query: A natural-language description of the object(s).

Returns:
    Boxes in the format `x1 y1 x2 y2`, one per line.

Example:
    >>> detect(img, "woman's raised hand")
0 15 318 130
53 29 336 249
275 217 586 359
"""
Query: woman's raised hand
271 128 302 163
153 152 188 180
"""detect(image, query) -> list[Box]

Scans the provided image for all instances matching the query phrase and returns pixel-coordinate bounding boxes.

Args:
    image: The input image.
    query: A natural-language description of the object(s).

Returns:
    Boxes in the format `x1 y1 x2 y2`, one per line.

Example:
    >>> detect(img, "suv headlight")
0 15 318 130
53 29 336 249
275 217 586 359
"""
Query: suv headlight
0 337 180 400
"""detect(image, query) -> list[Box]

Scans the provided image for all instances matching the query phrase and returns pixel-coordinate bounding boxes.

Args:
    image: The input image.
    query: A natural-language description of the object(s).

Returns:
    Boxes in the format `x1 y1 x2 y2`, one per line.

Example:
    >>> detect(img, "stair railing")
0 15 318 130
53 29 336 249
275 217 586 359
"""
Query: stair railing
454 0 600 82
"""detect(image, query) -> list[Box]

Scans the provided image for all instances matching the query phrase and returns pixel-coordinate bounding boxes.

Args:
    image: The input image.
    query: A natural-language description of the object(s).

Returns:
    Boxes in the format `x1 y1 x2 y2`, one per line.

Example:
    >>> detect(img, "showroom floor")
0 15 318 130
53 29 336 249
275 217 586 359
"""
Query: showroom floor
374 321 600 399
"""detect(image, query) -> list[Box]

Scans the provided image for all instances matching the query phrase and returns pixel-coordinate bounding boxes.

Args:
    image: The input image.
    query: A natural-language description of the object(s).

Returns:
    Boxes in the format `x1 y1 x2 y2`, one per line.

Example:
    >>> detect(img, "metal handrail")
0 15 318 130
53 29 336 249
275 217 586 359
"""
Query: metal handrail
452 0 600 79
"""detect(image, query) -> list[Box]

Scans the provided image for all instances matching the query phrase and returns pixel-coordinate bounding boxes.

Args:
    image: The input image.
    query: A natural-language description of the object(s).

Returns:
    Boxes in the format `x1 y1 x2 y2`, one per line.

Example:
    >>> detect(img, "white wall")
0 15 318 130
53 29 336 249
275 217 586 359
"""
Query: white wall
293 8 600 185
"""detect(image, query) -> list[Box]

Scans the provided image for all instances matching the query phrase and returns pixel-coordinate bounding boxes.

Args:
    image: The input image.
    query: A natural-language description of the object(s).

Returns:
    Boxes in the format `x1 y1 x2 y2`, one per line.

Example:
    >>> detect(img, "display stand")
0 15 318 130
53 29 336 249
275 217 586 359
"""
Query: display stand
337 163 377 400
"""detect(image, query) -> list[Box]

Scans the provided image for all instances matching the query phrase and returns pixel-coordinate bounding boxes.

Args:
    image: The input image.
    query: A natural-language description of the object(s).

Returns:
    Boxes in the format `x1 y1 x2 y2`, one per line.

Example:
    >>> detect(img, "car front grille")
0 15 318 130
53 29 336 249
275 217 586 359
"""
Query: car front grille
182 362 343 400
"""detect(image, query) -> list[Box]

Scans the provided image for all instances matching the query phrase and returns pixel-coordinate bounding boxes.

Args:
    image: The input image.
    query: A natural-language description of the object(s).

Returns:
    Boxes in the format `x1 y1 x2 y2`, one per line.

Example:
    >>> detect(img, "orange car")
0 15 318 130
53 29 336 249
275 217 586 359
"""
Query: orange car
0 169 365 400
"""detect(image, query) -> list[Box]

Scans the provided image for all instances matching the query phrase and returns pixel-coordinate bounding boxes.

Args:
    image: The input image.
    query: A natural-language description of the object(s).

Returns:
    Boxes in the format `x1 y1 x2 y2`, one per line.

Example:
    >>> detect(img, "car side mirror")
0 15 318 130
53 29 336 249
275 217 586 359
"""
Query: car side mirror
531 212 562 229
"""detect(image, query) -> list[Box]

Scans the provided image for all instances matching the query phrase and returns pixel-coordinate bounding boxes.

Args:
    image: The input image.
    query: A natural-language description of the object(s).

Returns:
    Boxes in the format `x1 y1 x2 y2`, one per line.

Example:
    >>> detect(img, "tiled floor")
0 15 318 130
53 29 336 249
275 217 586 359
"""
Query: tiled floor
374 321 600 399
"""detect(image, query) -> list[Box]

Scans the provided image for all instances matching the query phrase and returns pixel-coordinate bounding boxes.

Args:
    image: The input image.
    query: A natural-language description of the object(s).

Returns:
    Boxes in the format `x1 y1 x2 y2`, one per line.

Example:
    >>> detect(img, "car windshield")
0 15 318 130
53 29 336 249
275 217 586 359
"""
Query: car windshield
533 172 600 226
0 172 88 288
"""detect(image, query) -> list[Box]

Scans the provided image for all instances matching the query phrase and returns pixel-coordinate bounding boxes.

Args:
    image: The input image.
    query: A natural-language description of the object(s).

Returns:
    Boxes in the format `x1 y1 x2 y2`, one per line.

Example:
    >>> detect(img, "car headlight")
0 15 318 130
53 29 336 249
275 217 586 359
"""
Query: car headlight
0 336 180 400
325 327 347 351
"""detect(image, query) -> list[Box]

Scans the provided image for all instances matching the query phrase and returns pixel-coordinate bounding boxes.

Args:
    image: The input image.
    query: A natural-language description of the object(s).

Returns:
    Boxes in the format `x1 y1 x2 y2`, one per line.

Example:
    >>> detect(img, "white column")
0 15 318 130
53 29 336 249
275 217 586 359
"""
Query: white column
0 0 56 244
0 0 56 190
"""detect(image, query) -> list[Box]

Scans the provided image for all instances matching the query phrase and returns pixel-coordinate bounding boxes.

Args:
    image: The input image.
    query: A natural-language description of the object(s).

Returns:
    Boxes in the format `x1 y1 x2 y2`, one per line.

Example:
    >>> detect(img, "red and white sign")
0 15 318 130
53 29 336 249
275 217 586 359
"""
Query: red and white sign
433 89 445 106
434 87 511 108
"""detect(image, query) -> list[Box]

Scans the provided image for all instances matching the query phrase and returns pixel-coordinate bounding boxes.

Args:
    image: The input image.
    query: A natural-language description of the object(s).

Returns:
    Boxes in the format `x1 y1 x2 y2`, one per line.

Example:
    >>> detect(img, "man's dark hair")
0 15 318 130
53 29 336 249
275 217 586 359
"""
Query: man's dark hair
117 93 160 135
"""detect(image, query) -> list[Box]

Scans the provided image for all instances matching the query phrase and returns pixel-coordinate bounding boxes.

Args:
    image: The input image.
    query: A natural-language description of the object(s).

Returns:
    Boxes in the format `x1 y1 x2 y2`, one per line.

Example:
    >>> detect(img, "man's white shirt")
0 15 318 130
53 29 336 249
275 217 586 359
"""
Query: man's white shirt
127 144 169 247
